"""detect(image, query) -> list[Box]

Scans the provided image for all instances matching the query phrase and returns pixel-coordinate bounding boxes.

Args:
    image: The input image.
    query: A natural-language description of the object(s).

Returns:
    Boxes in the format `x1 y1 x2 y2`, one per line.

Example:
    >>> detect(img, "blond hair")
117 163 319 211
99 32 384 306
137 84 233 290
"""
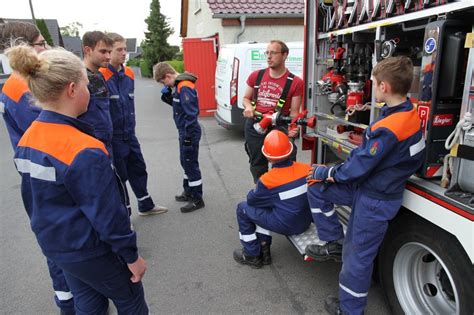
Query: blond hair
6 45 85 105
106 32 125 44
372 56 413 96
153 62 177 82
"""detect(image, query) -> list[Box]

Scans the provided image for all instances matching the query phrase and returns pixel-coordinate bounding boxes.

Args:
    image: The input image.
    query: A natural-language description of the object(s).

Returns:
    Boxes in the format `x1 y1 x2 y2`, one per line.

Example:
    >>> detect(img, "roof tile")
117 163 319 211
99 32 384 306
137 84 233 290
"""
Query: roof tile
207 0 304 15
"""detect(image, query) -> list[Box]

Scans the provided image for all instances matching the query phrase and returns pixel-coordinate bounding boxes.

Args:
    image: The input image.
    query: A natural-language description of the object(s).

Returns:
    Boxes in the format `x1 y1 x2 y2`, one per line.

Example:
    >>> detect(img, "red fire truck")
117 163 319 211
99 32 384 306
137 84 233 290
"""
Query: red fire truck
288 0 474 313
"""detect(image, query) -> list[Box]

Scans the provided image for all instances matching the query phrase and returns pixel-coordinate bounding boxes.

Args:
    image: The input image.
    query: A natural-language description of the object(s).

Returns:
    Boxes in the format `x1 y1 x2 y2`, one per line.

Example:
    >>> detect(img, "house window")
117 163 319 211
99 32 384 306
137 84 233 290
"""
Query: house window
194 0 201 14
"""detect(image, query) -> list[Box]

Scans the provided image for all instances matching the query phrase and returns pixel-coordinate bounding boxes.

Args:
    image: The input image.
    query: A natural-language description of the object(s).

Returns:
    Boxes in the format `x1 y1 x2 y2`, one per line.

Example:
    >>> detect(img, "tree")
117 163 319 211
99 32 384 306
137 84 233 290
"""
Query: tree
36 19 53 46
142 0 175 67
60 22 83 37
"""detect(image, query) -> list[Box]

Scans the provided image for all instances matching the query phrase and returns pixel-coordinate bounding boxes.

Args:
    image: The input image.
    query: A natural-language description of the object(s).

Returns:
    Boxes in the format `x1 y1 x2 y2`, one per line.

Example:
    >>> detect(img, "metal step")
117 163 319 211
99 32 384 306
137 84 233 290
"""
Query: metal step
287 223 325 260
287 206 350 261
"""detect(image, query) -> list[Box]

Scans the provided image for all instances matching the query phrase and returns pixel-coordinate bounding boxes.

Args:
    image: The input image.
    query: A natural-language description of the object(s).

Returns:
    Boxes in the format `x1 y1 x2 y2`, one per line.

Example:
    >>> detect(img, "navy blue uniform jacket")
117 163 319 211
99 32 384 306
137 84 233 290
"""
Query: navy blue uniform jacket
331 100 425 200
15 111 138 264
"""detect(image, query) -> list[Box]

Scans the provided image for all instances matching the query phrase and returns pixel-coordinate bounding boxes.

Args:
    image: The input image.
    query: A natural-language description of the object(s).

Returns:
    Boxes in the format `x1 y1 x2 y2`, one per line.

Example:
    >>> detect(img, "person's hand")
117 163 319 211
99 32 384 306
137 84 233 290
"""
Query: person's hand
307 164 330 185
288 126 299 138
161 86 173 106
243 106 254 118
127 255 147 283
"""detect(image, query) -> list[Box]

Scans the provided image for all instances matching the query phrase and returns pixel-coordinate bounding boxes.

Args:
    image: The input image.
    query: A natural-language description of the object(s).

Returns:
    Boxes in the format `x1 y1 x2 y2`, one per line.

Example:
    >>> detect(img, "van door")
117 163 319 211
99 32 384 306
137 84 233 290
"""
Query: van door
237 44 304 111
215 47 234 126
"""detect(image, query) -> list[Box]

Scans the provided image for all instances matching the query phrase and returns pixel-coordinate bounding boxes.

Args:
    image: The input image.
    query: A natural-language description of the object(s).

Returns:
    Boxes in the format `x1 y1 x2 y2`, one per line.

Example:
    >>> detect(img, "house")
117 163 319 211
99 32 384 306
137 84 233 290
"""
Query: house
63 36 83 58
126 38 137 53
181 0 305 44
180 0 305 117
5 18 64 47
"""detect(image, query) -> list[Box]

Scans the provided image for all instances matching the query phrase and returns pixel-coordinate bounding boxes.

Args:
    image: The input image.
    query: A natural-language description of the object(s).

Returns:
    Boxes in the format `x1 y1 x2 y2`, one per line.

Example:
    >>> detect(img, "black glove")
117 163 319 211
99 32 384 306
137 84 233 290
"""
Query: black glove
161 86 173 106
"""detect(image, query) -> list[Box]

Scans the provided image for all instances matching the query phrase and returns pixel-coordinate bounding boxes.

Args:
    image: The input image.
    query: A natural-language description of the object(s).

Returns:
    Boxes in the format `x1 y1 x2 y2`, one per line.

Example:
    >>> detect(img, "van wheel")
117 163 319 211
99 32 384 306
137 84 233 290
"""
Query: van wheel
378 213 474 315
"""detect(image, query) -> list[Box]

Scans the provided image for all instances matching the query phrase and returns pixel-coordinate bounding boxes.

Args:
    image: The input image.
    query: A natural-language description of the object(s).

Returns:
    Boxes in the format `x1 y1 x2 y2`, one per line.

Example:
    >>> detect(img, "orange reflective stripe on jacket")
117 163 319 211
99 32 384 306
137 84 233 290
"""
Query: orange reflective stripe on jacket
18 121 108 166
260 162 310 190
370 108 421 141
99 67 114 81
2 73 29 102
177 80 195 93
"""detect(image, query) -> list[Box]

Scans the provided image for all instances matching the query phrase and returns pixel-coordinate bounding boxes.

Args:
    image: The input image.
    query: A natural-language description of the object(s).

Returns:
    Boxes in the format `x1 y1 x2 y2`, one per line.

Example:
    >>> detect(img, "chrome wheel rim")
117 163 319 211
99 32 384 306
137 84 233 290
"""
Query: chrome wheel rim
393 242 459 314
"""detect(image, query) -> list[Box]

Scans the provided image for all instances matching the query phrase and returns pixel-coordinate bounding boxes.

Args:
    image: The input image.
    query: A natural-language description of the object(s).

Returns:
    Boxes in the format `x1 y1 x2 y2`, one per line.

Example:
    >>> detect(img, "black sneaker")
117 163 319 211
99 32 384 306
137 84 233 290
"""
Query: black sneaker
305 241 343 262
180 198 205 213
324 295 345 315
261 243 272 265
175 191 191 202
233 248 263 269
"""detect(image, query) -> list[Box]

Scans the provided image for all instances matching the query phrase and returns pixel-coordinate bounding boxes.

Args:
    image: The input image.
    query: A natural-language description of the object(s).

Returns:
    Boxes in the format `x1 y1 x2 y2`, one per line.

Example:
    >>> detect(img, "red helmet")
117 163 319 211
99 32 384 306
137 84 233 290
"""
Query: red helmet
261 130 293 160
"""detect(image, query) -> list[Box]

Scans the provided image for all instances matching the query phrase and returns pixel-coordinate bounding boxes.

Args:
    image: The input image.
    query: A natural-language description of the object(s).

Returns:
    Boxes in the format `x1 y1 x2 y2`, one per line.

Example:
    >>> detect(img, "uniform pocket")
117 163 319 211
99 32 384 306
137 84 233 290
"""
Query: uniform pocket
101 256 134 299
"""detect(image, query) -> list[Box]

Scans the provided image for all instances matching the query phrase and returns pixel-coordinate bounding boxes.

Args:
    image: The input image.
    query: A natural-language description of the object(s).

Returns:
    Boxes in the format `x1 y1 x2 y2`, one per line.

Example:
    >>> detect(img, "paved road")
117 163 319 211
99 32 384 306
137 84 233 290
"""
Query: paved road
0 75 390 314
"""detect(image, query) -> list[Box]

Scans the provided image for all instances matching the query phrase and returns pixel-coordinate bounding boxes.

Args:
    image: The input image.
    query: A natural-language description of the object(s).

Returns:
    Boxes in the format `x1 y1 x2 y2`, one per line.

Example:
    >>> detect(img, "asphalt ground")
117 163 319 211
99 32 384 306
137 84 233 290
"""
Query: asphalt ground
0 75 391 314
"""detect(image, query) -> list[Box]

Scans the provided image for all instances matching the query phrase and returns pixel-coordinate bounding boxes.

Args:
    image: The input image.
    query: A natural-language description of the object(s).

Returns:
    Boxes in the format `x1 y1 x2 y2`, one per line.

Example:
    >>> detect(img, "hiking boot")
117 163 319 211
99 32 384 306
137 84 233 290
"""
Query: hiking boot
324 295 345 315
138 205 168 216
261 243 272 265
233 248 263 269
305 241 342 262
180 198 205 213
175 191 192 202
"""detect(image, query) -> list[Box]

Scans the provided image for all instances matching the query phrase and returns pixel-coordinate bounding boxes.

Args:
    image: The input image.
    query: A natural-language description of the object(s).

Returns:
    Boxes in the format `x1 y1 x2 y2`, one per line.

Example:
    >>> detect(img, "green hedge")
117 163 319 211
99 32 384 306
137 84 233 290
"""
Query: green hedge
126 58 140 67
128 58 184 78
139 59 153 78
165 60 184 73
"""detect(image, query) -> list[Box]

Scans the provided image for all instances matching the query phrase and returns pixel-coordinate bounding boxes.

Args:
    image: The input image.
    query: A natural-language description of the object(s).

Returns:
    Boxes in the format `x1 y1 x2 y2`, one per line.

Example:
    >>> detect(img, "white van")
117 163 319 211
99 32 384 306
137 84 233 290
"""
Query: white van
215 41 304 130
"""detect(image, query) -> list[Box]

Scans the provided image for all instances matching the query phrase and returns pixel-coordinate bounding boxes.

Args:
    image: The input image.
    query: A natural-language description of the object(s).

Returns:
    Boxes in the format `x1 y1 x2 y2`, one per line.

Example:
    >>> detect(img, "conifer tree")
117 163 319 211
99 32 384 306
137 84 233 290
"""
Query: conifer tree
142 0 175 66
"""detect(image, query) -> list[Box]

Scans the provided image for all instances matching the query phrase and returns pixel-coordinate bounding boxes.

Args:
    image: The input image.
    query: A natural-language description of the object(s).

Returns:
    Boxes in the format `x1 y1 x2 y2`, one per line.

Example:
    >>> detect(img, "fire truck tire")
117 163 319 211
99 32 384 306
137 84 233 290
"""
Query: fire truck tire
378 213 474 315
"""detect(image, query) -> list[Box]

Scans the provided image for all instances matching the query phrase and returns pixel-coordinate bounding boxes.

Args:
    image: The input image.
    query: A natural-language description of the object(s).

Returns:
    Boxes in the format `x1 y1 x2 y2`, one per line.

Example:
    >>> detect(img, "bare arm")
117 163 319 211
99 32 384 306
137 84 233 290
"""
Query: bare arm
242 85 255 118
288 95 302 138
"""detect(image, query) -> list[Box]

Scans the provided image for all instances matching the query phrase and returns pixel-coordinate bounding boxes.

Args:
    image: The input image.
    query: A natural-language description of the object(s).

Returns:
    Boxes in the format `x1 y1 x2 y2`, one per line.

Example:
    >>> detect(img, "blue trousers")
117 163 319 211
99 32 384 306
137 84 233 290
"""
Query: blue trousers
46 258 75 314
179 137 202 199
236 201 312 257
55 252 148 315
308 183 401 315
112 135 155 212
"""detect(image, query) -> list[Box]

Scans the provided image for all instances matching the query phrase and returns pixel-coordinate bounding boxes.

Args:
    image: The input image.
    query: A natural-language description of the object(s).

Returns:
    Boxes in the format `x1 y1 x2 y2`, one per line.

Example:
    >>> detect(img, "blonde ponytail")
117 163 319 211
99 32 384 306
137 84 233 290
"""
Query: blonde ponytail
5 45 85 105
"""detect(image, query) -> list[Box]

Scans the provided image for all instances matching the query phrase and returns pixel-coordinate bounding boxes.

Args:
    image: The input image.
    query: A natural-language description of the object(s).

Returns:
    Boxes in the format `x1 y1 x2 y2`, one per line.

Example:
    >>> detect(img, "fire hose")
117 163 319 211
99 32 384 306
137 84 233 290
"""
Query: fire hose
253 110 317 135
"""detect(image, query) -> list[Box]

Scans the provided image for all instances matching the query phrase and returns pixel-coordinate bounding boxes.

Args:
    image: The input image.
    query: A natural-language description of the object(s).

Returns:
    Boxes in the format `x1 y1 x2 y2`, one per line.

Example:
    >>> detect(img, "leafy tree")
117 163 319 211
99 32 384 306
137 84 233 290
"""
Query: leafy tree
36 19 53 46
142 0 175 67
60 22 83 37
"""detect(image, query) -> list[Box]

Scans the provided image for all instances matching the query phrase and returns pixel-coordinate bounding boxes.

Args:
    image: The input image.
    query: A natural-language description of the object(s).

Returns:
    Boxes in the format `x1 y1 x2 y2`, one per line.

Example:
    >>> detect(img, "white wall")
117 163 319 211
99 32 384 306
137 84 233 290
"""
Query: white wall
186 0 304 45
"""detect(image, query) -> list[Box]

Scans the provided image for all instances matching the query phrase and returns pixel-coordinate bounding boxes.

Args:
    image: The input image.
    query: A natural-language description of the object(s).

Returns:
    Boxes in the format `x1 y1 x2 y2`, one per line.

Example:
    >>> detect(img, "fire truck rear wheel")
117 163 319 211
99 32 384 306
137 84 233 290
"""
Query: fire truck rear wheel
378 213 474 315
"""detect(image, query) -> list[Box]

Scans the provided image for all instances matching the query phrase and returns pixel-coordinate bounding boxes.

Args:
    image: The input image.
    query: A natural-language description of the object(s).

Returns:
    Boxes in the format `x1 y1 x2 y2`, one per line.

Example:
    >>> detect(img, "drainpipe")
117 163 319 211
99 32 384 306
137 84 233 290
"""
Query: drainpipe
234 15 246 43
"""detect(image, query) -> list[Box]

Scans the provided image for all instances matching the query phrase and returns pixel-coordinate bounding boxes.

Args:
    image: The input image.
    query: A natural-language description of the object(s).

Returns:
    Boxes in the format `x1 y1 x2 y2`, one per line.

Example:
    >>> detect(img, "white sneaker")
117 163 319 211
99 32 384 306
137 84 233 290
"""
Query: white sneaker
138 205 169 216
130 222 135 231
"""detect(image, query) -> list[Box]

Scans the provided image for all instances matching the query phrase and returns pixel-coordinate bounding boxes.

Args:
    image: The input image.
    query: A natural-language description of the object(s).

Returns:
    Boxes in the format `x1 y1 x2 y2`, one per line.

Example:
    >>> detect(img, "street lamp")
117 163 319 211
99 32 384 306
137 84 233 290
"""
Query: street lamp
29 0 36 24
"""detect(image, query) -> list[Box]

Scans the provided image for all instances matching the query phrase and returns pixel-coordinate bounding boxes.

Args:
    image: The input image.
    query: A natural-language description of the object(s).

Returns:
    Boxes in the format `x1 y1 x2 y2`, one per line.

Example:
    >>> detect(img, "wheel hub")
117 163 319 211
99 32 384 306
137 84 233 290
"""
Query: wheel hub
392 242 459 314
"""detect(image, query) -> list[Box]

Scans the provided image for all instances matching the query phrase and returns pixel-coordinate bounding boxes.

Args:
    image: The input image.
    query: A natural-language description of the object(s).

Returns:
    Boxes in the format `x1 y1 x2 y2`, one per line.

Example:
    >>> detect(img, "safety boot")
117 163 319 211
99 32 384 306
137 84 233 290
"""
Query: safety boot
324 295 346 315
180 198 205 213
305 241 342 262
261 242 272 265
175 191 192 202
233 248 263 269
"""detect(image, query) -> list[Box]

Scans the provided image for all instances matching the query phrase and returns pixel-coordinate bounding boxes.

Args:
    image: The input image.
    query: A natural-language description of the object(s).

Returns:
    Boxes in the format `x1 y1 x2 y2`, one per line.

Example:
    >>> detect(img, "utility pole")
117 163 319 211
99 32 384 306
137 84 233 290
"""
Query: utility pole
29 0 36 24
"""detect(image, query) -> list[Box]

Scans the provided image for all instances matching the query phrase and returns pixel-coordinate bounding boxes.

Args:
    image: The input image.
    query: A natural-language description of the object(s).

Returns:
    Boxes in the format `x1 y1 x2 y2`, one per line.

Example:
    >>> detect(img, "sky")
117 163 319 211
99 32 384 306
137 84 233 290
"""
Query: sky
2 0 182 46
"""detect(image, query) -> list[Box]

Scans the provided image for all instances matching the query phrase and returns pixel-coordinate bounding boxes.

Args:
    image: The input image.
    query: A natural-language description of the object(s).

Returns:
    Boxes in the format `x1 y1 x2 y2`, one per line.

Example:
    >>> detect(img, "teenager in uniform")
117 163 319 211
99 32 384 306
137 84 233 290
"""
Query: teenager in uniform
99 33 167 215
0 21 75 314
154 62 205 213
8 45 149 315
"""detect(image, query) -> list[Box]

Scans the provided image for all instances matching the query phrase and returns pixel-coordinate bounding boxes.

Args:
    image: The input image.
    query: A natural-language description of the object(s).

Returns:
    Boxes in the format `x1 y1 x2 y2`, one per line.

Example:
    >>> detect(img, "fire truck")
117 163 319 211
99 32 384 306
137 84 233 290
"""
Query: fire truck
286 0 474 313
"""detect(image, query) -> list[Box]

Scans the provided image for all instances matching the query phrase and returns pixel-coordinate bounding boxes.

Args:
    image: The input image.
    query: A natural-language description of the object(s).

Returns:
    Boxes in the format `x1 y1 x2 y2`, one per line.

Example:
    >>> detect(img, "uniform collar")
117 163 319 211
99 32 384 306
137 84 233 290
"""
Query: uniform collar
380 98 413 117
108 64 125 76
37 110 96 137
271 159 293 168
